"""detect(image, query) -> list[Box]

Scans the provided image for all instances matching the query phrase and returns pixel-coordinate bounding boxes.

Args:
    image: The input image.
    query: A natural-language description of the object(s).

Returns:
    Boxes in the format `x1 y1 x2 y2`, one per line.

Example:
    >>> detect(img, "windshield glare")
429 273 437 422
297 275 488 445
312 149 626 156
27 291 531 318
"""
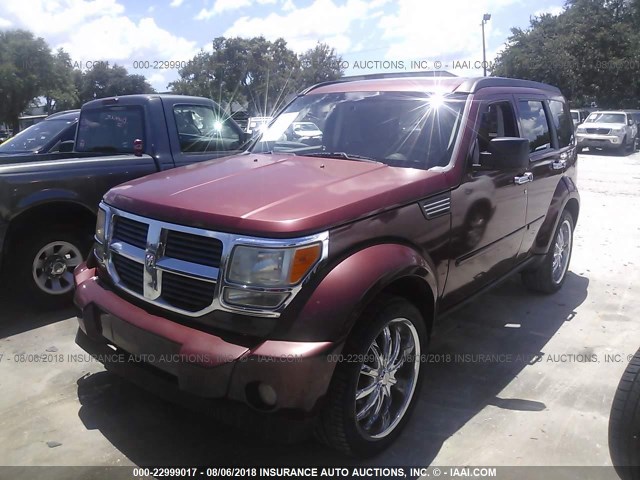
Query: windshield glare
585 113 626 124
0 119 73 153
250 91 466 170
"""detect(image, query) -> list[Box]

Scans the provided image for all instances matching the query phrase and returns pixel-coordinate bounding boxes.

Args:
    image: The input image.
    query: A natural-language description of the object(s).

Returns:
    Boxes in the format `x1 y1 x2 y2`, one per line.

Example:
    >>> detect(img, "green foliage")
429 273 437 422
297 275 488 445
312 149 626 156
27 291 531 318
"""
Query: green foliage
169 37 344 115
492 0 640 108
0 29 155 130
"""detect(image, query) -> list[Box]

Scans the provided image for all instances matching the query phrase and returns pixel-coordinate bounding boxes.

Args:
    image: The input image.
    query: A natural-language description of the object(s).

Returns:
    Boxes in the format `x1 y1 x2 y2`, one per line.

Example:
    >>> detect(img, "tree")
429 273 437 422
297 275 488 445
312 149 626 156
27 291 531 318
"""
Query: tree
169 37 344 115
44 49 80 113
78 63 155 104
491 0 640 108
0 30 53 132
299 42 345 87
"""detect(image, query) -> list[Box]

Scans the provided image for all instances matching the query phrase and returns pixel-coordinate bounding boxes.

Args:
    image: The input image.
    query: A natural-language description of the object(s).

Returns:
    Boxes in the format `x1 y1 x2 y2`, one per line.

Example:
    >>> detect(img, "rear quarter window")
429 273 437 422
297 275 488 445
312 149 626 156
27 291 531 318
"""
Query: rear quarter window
76 106 145 154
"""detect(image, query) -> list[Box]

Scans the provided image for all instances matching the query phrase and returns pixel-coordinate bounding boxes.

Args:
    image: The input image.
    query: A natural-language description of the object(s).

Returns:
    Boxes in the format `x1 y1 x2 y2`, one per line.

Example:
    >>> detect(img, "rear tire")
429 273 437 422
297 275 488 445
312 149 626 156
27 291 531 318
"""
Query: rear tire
316 295 427 457
609 349 640 479
522 210 574 294
13 228 90 308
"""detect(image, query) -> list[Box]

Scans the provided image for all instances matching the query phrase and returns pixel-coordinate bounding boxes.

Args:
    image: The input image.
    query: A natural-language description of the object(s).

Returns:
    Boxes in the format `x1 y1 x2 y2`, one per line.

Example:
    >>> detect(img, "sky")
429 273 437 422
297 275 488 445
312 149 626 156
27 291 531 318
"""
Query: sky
0 0 566 92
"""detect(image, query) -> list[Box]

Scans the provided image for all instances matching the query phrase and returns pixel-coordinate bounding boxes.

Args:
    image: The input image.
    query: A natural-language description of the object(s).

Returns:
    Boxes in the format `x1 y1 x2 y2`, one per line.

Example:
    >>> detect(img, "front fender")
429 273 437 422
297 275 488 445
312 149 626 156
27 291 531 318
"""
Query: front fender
532 176 580 255
285 243 438 342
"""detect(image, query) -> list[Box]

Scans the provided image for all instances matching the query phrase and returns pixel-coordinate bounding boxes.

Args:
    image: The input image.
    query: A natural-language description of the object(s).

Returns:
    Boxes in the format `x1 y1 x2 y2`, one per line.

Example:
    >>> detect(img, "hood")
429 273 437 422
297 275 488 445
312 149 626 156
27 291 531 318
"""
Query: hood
104 153 448 237
579 122 626 130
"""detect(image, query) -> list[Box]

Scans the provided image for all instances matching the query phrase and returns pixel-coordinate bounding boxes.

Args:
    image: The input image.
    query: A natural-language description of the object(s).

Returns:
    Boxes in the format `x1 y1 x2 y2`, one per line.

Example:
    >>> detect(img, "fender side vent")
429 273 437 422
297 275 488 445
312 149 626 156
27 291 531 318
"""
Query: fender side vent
419 193 451 219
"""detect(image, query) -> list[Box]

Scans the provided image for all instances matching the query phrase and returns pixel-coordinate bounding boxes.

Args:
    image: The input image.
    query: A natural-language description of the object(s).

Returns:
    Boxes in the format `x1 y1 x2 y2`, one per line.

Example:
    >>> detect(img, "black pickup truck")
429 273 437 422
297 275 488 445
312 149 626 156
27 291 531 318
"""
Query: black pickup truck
0 94 246 305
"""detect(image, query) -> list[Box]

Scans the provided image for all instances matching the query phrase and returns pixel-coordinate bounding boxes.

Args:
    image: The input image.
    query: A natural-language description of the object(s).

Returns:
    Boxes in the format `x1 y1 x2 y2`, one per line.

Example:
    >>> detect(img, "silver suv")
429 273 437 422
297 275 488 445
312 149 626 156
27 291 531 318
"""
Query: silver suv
576 110 638 154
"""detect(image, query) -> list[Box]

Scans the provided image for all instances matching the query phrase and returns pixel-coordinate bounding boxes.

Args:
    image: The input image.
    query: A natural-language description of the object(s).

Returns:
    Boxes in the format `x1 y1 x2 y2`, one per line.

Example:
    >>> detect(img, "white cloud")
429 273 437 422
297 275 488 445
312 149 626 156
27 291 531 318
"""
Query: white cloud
1 0 198 69
282 0 295 11
0 17 12 28
147 72 168 90
224 0 388 52
169 0 184 6
534 5 564 17
378 0 518 63
195 0 253 19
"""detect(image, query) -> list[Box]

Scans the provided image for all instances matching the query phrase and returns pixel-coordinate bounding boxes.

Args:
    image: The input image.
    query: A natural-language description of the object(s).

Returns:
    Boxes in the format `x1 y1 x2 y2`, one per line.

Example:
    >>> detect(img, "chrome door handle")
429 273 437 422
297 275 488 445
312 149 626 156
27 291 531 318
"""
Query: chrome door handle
551 159 567 170
514 172 533 185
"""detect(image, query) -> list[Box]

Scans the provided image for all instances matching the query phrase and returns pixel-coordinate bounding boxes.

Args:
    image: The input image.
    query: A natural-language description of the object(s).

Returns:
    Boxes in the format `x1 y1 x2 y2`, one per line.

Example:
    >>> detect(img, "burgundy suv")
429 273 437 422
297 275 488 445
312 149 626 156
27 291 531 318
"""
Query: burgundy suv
74 73 579 456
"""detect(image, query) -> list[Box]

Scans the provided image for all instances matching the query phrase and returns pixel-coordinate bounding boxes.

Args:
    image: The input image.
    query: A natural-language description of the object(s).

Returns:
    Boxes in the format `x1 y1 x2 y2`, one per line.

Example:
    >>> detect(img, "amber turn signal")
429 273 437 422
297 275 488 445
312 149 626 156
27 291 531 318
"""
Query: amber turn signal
289 244 322 284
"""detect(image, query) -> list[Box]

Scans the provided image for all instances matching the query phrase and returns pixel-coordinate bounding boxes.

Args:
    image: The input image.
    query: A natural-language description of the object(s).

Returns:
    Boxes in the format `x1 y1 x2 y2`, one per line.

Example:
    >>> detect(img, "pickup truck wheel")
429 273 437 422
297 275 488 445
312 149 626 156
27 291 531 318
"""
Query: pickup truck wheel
609 348 640 480
522 210 574 294
15 230 88 307
317 296 426 456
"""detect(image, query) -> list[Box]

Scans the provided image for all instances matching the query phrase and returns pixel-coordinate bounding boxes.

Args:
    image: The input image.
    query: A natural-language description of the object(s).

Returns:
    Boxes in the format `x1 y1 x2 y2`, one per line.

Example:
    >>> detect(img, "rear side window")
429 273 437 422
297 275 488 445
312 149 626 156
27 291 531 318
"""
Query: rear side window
76 106 145 154
517 100 552 153
548 100 574 148
173 105 241 153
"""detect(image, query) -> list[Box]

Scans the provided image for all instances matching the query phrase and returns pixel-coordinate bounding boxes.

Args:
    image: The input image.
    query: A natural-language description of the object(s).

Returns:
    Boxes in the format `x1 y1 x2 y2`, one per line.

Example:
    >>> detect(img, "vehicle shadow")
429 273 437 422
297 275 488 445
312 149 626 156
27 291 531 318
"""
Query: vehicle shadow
76 272 589 467
0 271 75 338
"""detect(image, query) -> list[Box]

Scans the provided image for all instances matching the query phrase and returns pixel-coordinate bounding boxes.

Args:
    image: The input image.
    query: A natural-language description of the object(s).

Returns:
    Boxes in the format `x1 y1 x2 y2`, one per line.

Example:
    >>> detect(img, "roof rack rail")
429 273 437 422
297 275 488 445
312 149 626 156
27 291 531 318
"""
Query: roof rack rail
456 77 561 94
300 70 457 95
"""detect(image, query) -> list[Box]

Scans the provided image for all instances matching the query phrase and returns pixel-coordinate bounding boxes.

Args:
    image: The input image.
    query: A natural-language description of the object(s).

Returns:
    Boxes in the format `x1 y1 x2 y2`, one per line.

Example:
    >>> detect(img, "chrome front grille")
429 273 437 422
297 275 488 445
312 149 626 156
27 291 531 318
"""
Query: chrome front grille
105 209 226 317
100 203 330 319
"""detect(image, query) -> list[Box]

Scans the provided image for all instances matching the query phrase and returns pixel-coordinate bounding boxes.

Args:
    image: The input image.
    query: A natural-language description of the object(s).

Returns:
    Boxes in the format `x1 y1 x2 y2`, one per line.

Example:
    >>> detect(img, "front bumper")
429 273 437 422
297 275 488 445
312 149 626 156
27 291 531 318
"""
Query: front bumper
576 133 624 148
73 263 341 413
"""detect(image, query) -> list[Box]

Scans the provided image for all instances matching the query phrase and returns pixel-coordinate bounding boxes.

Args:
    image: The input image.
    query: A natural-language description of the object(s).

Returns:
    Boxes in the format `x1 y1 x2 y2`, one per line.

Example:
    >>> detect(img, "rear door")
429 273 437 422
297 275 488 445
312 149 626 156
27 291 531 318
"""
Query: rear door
515 96 572 258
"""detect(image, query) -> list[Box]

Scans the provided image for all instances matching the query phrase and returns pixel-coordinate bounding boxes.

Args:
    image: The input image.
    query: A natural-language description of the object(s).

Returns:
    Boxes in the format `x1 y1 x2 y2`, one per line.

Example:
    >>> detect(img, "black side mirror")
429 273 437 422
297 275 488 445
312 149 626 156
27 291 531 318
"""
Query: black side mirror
59 140 74 153
479 137 530 170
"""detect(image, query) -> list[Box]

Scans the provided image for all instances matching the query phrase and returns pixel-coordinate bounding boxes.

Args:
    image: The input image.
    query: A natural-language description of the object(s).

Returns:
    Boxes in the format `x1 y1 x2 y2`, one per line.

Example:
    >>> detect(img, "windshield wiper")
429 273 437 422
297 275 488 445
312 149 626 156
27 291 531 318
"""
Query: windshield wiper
303 151 382 164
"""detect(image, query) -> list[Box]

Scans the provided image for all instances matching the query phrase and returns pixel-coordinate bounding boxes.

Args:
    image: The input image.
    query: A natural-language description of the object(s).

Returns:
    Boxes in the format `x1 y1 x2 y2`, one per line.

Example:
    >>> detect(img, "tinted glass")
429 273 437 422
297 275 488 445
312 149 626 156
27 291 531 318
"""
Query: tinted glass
250 91 467 170
517 100 552 153
76 106 145 154
548 100 574 148
173 105 241 153
0 118 74 153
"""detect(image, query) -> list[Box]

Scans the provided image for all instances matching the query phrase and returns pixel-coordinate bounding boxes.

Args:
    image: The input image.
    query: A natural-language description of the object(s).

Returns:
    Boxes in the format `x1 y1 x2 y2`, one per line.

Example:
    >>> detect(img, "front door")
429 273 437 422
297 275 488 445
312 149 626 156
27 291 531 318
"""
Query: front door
442 98 528 309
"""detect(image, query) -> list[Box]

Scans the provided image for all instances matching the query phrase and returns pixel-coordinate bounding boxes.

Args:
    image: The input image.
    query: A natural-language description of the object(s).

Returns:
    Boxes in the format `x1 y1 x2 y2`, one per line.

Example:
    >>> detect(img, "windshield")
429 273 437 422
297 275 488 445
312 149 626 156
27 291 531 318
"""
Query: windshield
249 91 466 170
0 118 74 153
585 112 626 124
75 106 145 154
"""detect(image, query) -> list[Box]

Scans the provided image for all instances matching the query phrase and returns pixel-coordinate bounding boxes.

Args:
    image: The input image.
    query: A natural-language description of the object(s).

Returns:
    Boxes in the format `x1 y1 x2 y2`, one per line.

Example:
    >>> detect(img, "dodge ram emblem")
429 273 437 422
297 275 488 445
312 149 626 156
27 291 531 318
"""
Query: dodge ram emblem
143 243 162 300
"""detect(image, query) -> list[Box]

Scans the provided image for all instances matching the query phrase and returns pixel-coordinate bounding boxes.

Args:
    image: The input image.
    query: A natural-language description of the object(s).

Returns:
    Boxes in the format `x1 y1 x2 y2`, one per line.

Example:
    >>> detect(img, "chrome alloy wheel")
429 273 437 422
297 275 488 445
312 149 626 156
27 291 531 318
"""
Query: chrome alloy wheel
552 219 572 284
32 241 83 295
355 318 421 439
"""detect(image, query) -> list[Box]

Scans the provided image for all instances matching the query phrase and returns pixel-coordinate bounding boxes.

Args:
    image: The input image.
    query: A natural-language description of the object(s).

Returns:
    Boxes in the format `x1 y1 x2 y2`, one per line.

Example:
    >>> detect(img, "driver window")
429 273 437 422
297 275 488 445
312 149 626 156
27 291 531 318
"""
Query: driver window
173 105 240 153
478 102 518 153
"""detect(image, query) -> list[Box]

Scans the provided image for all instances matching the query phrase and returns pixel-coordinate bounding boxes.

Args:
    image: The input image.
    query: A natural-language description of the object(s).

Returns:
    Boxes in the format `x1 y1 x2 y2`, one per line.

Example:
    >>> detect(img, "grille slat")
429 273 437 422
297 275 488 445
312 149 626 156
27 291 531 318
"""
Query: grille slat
113 217 149 249
112 254 144 294
164 230 222 268
162 271 216 312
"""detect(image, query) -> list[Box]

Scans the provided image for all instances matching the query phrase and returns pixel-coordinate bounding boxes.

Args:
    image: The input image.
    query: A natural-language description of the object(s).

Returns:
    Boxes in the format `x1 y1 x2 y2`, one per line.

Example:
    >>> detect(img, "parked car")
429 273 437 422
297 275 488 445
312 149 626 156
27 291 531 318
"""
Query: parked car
246 116 272 135
0 94 246 306
570 108 590 128
75 73 579 456
0 110 79 157
575 110 638 154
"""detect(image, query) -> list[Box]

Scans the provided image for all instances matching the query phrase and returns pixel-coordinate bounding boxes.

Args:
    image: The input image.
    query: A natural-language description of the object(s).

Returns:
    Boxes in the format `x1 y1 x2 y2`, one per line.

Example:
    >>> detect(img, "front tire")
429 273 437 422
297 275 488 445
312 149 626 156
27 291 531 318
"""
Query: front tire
14 229 89 308
522 210 574 294
609 349 640 479
316 296 427 457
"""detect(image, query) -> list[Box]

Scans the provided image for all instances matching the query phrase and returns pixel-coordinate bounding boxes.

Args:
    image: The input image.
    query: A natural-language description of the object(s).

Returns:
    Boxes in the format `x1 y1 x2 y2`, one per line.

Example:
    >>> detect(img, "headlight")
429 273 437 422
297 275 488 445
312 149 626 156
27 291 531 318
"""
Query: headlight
227 243 322 287
95 208 107 244
612 127 625 133
576 127 586 133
